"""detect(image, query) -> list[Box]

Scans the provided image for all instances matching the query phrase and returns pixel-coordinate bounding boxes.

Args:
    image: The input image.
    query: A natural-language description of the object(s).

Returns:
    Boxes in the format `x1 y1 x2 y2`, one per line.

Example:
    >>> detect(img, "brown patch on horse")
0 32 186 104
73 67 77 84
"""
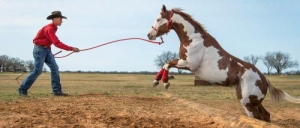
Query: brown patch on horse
222 60 250 86
171 23 191 60
171 8 207 36
245 95 270 122
257 104 271 122
246 95 263 108
155 6 174 37
156 24 169 37
160 6 172 20
222 61 242 86
255 78 268 97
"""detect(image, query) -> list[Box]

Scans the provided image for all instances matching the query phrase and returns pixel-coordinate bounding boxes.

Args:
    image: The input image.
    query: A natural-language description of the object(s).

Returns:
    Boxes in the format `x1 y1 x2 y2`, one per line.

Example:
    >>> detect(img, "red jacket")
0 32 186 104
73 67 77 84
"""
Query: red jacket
33 23 73 51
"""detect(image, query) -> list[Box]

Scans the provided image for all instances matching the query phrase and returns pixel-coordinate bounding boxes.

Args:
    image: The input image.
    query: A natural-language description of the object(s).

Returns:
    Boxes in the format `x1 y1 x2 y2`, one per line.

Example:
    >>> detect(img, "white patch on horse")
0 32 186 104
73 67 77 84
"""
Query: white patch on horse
240 68 265 116
195 46 229 83
241 68 265 100
172 13 205 71
176 59 189 68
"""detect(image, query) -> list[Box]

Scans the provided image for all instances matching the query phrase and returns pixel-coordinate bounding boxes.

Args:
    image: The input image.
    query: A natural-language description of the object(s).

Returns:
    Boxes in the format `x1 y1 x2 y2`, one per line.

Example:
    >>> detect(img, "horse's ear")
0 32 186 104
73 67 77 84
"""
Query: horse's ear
162 5 167 13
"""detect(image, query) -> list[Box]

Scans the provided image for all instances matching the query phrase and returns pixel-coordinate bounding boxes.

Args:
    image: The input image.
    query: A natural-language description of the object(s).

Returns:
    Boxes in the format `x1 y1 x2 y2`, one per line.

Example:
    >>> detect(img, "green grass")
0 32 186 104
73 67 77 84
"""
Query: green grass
0 72 299 111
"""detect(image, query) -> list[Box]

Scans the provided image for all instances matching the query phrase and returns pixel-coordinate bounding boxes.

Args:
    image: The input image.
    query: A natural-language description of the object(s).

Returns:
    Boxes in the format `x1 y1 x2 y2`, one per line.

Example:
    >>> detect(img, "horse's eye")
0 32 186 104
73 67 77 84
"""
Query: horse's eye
157 19 160 22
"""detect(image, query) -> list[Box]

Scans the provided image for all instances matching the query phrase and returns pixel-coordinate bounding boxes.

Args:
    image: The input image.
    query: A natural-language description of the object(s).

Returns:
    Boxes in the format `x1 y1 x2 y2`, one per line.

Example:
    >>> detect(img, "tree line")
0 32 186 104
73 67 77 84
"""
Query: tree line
0 55 34 72
1 51 299 75
243 51 298 75
155 51 299 75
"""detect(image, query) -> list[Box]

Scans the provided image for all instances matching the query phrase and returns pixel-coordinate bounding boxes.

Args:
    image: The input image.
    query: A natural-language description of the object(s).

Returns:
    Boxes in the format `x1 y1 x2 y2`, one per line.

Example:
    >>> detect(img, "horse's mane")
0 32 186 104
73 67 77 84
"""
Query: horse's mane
171 8 208 34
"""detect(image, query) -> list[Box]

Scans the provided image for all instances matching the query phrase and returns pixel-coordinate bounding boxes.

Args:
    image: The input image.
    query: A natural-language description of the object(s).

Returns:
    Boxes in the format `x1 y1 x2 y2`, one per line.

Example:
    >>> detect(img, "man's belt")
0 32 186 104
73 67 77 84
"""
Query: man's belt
35 44 50 49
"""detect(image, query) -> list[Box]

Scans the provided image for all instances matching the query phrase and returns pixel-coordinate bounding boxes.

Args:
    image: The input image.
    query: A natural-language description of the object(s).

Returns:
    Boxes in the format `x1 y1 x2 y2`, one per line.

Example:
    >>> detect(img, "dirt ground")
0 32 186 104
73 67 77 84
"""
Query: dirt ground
0 95 223 128
0 94 299 128
198 99 300 128
1 74 299 127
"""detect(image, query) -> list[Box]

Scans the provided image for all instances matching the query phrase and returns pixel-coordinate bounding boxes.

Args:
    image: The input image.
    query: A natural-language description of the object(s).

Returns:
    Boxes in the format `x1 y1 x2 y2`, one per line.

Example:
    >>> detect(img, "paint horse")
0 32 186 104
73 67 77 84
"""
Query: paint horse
147 5 300 122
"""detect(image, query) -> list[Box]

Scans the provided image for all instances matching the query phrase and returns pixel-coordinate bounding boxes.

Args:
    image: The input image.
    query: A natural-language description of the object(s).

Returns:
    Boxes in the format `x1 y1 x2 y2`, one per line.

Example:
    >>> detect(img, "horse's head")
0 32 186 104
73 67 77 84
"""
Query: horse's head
147 5 173 40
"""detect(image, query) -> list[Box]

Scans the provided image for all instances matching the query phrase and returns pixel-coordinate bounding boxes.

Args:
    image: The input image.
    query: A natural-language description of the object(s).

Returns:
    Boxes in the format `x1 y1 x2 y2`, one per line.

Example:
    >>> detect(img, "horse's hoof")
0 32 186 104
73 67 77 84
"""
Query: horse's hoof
164 83 170 90
153 80 159 87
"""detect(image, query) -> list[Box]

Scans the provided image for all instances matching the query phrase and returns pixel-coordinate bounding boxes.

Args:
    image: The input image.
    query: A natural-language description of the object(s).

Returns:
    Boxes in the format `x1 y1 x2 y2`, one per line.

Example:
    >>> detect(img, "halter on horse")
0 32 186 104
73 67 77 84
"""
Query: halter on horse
147 5 300 122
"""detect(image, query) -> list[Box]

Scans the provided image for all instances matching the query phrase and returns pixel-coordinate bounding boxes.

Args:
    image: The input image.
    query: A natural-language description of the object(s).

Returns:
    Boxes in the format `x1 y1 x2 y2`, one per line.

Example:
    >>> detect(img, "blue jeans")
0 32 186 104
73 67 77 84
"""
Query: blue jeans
18 45 63 95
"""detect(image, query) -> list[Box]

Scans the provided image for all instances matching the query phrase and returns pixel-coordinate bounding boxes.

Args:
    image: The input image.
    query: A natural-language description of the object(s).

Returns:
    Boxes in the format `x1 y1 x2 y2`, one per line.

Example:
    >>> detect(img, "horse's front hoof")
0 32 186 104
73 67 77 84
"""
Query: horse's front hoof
153 80 159 87
164 83 170 90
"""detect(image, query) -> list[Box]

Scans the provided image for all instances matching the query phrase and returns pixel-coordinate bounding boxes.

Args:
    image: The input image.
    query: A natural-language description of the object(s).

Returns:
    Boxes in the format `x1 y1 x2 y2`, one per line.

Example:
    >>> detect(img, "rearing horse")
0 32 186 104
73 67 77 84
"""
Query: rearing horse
147 5 300 122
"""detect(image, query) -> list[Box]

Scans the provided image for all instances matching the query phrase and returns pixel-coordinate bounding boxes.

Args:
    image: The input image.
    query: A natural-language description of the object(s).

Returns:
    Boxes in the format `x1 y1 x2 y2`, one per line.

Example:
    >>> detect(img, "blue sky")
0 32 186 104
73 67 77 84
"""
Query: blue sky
1 0 299 73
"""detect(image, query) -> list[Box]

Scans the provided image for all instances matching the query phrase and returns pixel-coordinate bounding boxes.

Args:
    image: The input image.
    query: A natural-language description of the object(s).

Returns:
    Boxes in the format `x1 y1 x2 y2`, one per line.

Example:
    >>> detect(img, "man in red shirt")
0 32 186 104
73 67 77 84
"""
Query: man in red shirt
18 11 80 96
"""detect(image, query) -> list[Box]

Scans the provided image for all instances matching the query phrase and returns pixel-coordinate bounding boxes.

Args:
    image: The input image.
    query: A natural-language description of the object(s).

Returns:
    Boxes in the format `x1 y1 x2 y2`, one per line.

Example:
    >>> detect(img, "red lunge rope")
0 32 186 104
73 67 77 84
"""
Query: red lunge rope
15 37 163 85
54 37 163 58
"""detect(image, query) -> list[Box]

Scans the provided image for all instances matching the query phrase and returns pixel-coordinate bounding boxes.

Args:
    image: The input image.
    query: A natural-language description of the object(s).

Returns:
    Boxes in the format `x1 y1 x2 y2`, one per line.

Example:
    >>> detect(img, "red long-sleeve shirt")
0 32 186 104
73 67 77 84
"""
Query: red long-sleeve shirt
33 23 73 51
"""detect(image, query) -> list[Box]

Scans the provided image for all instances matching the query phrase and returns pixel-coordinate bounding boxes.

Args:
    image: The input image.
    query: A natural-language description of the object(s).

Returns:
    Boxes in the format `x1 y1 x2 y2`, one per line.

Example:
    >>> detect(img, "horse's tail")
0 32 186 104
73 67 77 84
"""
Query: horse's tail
266 79 300 103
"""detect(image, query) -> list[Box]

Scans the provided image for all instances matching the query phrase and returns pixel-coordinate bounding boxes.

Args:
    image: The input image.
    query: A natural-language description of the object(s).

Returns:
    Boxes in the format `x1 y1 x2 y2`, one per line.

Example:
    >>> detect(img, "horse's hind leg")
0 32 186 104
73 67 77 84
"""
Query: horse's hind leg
257 104 270 122
240 99 271 122
237 74 270 122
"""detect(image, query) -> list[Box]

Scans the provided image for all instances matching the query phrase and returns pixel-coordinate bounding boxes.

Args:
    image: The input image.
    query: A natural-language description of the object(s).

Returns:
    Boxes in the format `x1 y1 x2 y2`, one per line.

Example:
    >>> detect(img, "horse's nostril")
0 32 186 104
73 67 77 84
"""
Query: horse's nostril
147 33 150 37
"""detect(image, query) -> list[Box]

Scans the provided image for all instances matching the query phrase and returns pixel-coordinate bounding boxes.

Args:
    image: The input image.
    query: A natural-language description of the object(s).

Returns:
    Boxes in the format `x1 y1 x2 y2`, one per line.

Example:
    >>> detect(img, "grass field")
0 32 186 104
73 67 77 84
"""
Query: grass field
0 72 299 127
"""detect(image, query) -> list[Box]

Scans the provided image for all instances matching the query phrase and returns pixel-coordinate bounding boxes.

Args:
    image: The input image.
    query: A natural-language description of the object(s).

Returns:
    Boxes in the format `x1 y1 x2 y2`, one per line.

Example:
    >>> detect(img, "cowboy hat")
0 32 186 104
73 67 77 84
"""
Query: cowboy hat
46 11 67 20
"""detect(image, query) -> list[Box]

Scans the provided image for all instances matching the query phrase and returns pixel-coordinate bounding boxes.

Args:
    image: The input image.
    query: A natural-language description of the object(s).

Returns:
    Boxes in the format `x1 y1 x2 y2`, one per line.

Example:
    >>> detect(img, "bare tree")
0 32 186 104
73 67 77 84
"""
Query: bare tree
262 53 273 75
9 57 23 72
0 55 9 72
0 55 28 72
244 55 259 65
154 51 182 73
266 51 298 75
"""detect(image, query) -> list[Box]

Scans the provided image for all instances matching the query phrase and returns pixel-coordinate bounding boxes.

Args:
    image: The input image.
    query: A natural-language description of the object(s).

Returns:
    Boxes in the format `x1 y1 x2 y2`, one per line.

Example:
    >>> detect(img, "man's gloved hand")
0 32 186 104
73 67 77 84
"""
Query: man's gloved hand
72 47 80 52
